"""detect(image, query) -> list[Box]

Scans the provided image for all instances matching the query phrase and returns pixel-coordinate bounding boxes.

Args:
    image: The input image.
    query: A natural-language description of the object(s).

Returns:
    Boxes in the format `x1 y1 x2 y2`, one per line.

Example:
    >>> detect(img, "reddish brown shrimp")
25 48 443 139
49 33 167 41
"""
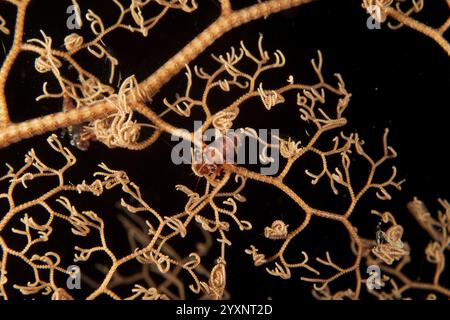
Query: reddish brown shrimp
192 131 243 179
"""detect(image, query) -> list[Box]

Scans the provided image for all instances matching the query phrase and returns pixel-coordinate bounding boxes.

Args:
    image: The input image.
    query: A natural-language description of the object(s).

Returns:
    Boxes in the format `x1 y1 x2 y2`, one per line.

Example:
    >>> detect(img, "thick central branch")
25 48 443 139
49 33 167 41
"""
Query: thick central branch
0 0 318 148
